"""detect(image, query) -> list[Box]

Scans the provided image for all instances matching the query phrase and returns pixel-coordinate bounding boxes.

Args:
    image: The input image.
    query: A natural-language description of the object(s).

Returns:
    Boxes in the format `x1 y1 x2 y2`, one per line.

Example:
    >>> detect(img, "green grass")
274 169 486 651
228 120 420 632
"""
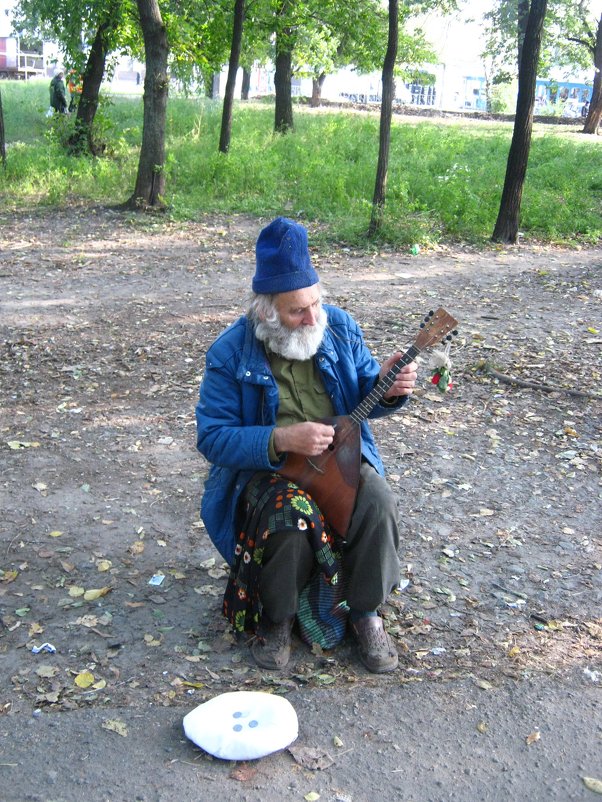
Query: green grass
1 79 601 246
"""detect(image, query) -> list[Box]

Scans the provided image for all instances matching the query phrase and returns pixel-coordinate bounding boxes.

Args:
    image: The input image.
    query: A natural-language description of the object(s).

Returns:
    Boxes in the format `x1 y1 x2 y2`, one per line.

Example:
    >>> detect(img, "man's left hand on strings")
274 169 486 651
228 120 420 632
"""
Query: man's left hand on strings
379 355 418 399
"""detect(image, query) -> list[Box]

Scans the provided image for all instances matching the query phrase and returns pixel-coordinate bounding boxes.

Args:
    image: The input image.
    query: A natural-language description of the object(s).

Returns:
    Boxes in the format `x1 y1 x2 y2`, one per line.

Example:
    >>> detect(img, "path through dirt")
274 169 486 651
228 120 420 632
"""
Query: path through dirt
0 208 600 801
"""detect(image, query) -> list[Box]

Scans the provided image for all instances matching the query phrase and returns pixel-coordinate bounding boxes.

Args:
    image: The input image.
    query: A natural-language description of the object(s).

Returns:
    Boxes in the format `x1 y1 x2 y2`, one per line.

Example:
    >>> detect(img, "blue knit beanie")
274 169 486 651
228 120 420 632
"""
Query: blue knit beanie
253 217 319 295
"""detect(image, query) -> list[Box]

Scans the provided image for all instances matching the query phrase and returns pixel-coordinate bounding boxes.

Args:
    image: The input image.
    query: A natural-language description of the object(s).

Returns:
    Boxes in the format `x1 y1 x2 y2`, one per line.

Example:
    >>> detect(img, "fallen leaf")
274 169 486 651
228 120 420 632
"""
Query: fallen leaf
49 530 63 538
32 482 47 493
229 763 258 782
75 615 98 627
194 585 220 596
584 622 602 639
474 679 493 691
526 730 540 745
304 793 320 802
28 622 44 636
83 586 111 601
7 440 40 449
97 560 112 572
102 718 128 737
75 670 95 688
289 745 334 770
36 664 58 678
37 691 60 704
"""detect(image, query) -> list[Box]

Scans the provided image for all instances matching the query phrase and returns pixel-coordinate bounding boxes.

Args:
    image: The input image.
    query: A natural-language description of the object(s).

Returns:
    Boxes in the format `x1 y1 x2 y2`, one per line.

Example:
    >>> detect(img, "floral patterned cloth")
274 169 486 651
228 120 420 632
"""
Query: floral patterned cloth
222 472 341 637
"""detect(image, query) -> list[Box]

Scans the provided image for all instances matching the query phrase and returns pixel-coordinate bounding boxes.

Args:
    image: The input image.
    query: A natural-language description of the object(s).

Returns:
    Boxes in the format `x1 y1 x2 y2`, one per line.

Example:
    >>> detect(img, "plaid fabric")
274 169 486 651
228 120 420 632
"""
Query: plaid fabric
222 472 348 648
297 554 349 649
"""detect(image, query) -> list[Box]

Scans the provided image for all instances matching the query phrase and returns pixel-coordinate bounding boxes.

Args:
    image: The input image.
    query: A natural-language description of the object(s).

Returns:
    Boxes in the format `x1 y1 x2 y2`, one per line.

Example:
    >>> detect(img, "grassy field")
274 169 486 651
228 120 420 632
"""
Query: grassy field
1 79 600 246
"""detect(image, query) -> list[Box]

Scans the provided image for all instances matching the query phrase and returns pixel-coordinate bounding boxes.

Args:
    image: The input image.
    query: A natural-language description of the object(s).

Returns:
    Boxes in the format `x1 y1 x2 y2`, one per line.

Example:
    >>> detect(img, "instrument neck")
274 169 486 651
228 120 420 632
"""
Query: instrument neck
350 344 420 424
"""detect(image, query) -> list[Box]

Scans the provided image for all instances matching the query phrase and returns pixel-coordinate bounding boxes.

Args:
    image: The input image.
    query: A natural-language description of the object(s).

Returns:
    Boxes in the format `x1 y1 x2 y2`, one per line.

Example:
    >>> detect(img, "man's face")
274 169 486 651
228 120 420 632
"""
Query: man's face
253 283 326 361
274 285 321 331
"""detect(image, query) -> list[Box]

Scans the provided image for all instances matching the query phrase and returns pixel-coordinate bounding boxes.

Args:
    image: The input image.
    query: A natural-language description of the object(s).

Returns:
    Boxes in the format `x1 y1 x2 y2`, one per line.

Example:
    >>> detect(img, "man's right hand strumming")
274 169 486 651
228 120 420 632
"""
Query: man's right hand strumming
273 421 336 457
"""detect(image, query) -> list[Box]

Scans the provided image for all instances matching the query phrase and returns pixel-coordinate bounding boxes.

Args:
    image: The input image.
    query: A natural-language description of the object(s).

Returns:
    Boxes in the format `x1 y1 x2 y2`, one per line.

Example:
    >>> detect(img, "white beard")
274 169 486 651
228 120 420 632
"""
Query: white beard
255 306 327 360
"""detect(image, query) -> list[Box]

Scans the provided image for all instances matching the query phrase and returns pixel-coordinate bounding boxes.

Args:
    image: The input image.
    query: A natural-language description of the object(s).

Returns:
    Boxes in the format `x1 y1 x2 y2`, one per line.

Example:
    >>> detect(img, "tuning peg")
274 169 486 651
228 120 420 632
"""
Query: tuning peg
453 330 458 336
446 334 453 341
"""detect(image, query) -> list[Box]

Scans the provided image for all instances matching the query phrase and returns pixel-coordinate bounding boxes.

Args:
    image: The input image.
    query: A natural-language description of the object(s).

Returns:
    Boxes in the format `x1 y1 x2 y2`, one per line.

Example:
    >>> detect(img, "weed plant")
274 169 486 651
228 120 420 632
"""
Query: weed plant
0 80 600 246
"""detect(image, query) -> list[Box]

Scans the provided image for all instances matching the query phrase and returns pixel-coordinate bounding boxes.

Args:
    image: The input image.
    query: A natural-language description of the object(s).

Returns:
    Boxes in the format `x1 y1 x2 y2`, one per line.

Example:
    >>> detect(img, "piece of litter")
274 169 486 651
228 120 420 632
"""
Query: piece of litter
148 574 165 586
31 643 57 654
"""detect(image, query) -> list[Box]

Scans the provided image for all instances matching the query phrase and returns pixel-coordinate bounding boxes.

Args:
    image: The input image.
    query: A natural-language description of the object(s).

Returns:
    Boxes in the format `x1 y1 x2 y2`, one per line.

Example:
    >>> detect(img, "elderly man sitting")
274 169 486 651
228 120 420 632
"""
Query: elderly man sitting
196 217 417 673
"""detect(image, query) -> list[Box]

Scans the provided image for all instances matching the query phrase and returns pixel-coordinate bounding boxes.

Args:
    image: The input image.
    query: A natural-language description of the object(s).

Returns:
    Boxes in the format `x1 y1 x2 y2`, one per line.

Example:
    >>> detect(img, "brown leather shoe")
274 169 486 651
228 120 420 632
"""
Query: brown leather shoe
251 615 294 670
351 615 398 673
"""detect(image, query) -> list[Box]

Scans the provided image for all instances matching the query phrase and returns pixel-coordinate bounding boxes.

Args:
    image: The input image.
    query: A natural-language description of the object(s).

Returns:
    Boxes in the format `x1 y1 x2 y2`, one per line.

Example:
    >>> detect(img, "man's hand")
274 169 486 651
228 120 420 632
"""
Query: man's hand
274 421 335 457
379 355 418 400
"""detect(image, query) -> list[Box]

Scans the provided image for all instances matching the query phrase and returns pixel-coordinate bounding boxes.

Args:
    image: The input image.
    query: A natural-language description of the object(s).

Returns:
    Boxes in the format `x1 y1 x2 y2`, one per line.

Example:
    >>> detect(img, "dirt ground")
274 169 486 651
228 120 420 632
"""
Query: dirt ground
0 207 600 802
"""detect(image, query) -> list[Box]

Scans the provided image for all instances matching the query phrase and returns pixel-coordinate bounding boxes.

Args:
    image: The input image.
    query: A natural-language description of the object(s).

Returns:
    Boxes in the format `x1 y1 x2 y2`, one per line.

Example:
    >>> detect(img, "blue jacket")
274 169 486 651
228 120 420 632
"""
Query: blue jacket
195 304 406 564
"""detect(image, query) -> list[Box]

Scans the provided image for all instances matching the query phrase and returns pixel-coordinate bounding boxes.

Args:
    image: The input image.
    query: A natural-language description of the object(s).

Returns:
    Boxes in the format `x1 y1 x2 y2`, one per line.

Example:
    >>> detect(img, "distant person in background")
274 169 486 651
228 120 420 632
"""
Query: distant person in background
49 71 68 114
67 70 83 112
581 100 590 119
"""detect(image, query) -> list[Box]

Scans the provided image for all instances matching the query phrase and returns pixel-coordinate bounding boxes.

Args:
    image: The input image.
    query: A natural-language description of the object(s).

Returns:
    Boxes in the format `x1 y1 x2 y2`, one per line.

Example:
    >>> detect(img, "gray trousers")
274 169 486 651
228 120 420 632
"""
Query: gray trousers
258 462 401 622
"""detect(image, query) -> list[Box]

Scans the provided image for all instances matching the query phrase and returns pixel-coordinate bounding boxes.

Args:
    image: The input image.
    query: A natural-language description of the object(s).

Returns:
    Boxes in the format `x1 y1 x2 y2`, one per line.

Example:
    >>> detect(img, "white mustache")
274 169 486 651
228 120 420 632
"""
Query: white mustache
255 307 327 360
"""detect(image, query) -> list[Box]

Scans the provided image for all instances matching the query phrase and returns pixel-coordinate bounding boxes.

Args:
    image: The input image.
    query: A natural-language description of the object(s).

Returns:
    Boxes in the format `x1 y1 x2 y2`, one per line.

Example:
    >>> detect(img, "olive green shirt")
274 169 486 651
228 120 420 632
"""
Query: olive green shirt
268 352 335 462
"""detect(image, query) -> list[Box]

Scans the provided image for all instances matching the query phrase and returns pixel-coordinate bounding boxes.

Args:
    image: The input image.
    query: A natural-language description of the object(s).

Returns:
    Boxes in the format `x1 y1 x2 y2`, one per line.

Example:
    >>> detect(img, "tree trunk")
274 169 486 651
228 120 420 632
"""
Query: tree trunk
368 0 398 237
492 0 547 244
517 0 530 69
583 14 602 135
310 72 326 108
68 20 114 155
124 0 169 210
274 31 294 133
0 88 6 169
219 0 245 154
241 67 251 100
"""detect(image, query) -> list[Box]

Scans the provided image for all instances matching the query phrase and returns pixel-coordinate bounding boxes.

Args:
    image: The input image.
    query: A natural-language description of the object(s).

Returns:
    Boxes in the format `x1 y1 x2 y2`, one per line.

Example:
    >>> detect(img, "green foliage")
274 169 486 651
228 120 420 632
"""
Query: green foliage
482 0 600 81
12 0 137 75
0 79 49 143
1 81 600 245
